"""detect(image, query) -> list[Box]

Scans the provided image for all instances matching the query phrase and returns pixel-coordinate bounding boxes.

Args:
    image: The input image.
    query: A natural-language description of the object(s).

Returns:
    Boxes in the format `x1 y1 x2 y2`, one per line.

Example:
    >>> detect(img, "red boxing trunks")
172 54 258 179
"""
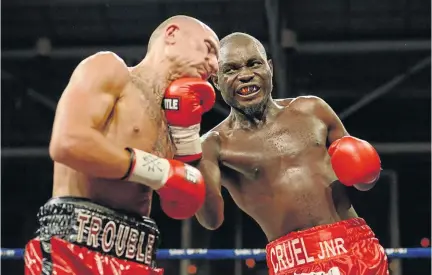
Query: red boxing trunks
266 218 389 275
24 197 163 275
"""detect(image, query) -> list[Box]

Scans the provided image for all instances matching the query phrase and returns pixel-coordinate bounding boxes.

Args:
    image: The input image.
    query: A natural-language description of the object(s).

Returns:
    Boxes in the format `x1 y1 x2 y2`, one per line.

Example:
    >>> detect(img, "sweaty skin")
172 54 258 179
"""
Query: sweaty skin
196 33 373 241
50 16 219 216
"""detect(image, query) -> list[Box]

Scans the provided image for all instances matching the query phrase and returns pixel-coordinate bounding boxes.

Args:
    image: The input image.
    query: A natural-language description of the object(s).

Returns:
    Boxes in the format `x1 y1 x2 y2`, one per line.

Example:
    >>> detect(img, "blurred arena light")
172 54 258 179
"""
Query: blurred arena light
186 264 197 274
420 238 430 248
245 258 256 268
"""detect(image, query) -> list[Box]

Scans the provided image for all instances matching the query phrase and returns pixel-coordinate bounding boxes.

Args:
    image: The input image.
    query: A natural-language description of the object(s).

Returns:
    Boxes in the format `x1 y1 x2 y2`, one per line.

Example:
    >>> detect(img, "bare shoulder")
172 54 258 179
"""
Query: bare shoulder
274 98 295 106
287 95 330 113
288 95 342 127
201 131 221 146
200 117 232 150
72 51 130 92
201 123 225 148
200 131 221 162
78 52 128 75
275 96 328 110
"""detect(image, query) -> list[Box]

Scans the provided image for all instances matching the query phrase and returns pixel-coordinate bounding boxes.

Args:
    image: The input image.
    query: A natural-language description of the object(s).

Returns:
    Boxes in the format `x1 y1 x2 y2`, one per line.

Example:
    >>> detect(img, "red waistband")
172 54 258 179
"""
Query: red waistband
266 218 374 270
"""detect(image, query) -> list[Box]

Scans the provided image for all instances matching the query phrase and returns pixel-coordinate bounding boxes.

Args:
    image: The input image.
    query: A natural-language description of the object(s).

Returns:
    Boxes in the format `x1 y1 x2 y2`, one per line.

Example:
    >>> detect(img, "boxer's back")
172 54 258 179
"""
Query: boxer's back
52 52 175 216
215 97 353 240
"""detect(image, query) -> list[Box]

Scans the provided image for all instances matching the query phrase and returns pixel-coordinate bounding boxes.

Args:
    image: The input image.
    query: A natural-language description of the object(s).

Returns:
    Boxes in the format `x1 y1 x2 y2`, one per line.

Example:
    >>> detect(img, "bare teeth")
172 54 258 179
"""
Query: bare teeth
237 85 260 95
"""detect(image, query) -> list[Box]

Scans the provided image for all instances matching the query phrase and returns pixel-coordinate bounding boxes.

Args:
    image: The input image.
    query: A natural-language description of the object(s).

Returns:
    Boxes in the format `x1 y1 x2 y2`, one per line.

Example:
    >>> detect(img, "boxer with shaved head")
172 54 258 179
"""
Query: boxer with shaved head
24 15 219 275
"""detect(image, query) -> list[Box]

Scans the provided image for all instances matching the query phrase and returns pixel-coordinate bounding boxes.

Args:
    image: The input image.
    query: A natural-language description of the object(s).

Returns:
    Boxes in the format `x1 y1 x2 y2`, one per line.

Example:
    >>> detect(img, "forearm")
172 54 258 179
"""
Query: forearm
195 133 224 229
53 128 207 219
50 129 130 179
195 191 224 230
195 158 224 229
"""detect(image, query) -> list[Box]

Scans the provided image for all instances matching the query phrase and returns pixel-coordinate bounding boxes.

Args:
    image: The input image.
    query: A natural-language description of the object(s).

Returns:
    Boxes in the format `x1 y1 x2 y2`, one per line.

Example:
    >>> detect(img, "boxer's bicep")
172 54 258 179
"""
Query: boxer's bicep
314 98 376 191
314 97 349 143
49 52 132 179
328 113 349 144
195 133 224 230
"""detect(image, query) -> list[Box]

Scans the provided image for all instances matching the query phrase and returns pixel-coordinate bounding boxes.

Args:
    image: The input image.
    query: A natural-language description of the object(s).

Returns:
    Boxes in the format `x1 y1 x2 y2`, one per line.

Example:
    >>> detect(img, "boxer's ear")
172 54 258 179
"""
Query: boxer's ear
268 59 273 76
164 24 180 45
210 74 220 91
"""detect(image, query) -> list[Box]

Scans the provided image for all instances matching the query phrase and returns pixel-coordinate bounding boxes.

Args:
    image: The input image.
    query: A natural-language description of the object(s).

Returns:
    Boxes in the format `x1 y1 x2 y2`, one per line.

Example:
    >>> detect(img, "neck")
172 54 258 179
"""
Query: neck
130 52 174 103
230 98 280 128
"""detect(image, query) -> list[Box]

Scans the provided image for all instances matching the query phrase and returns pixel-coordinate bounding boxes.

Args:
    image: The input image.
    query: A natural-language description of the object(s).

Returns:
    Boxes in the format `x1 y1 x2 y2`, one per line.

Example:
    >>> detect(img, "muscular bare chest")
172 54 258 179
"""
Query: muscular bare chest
218 110 341 235
106 83 175 159
220 109 328 181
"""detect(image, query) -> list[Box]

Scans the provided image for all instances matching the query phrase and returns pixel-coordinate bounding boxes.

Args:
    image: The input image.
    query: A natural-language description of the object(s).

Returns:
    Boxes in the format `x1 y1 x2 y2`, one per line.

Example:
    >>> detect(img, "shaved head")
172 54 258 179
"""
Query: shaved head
142 15 219 81
148 15 217 51
220 32 267 60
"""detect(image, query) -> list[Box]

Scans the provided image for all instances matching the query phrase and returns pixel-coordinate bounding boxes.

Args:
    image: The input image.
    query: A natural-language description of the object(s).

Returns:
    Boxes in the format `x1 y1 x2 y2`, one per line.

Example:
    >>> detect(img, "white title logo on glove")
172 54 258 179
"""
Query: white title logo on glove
164 98 179 110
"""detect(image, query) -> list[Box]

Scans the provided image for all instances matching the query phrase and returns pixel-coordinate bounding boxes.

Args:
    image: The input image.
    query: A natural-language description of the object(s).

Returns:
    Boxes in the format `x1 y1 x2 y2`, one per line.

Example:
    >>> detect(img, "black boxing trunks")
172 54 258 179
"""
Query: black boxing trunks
266 218 389 275
24 197 163 275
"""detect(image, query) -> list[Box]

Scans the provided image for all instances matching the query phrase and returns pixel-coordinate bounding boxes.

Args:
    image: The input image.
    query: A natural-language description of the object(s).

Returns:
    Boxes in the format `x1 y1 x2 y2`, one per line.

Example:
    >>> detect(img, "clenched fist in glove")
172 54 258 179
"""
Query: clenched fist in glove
163 78 216 163
124 148 205 220
328 136 381 187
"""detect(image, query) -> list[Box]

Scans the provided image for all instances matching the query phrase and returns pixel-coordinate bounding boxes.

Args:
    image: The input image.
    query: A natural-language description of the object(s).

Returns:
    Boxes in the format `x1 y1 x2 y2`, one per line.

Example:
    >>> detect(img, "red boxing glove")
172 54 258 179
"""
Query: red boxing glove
126 148 205 219
157 160 205 220
163 78 216 163
328 136 381 186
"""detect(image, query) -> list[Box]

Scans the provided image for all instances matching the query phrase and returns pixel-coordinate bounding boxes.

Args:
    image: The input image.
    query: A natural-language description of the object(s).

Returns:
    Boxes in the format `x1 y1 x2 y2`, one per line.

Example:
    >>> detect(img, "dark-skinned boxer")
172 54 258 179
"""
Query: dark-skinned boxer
196 32 388 275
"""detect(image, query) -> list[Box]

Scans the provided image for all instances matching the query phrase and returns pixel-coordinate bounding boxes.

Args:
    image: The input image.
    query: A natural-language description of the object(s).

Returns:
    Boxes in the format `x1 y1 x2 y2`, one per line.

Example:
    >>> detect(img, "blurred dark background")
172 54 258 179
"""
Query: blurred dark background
1 0 431 274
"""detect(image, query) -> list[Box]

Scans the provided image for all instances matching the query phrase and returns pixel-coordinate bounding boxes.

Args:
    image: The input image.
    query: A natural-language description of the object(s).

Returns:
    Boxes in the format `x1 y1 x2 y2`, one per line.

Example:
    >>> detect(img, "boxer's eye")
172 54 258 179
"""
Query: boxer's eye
251 61 262 67
224 68 235 74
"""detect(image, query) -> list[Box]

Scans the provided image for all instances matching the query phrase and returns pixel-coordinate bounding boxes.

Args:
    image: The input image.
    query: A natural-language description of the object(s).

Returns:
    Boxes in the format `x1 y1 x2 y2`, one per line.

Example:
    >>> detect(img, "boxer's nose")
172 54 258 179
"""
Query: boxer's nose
238 69 254 83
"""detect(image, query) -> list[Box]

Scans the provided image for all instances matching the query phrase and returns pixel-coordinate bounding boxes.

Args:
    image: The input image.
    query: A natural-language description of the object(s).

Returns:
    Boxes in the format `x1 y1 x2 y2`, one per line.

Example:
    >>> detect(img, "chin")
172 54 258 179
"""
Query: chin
236 101 266 117
239 94 271 116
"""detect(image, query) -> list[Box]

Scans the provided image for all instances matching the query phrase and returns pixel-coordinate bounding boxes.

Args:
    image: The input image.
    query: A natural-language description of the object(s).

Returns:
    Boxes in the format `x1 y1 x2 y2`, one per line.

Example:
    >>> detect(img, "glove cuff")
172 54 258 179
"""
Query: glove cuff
126 148 171 190
169 124 202 157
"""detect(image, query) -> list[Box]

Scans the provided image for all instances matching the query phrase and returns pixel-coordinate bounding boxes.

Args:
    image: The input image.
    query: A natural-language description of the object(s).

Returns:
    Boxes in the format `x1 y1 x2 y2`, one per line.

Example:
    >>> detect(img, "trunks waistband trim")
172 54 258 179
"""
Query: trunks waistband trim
266 218 375 271
37 197 160 266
